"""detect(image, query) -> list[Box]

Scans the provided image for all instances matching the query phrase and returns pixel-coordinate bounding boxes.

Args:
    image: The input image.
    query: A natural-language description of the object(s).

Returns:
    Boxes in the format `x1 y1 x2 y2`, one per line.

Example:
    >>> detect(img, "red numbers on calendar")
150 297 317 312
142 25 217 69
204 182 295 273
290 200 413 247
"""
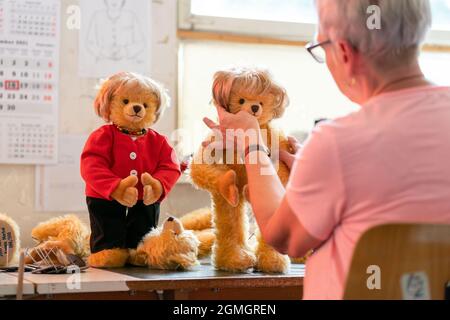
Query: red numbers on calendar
4 80 20 90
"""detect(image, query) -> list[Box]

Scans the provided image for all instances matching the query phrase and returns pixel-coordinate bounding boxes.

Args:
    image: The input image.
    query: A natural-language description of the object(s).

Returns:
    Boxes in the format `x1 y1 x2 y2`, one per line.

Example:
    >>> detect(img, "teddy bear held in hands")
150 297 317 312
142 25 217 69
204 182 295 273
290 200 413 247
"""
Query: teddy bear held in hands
190 67 295 273
81 72 181 268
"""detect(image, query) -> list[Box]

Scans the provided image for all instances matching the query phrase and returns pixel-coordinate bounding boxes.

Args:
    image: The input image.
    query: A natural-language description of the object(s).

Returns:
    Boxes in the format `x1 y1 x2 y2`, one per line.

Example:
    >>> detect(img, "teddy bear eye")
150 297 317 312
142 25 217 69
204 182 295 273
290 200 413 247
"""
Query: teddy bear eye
239 98 245 105
143 103 148 109
123 99 129 105
260 102 264 106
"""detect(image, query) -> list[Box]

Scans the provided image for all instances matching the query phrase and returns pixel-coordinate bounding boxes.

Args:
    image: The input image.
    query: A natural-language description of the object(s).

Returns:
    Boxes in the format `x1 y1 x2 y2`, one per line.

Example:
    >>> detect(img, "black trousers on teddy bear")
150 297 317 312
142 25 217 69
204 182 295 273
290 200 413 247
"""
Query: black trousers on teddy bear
86 197 160 254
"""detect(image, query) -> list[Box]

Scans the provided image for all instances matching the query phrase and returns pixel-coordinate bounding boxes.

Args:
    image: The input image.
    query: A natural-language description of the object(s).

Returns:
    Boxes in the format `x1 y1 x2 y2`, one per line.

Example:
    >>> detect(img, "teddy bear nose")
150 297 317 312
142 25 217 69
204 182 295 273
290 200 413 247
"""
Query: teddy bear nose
167 217 174 222
133 105 142 113
251 105 260 113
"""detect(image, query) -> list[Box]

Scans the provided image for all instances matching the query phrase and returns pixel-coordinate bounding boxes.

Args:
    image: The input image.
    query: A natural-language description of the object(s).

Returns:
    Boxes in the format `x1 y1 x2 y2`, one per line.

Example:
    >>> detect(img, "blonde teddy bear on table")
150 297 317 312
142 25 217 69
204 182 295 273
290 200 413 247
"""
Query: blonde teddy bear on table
190 67 295 273
26 214 201 271
80 72 181 268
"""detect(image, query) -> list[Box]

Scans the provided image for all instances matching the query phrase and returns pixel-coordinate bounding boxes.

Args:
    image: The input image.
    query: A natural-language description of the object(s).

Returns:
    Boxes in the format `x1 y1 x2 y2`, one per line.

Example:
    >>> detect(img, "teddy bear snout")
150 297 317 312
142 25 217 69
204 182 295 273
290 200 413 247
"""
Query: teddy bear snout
123 102 146 122
163 217 184 235
133 105 142 114
244 102 263 118
251 105 260 113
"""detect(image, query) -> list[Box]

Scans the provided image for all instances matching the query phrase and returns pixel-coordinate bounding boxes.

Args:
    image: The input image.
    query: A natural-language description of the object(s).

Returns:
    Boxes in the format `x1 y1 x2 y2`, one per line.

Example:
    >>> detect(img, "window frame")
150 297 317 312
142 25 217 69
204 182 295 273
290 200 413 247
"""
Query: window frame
178 0 450 46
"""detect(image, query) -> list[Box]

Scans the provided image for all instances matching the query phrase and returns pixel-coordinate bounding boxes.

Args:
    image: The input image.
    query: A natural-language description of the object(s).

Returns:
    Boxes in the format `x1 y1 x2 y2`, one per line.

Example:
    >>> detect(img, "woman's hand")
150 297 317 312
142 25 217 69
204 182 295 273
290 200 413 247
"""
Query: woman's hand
280 136 302 170
202 105 262 154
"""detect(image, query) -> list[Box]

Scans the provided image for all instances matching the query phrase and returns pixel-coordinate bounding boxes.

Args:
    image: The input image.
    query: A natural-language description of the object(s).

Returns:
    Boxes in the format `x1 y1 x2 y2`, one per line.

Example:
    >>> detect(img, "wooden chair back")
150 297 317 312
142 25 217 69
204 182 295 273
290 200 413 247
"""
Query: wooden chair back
344 224 450 300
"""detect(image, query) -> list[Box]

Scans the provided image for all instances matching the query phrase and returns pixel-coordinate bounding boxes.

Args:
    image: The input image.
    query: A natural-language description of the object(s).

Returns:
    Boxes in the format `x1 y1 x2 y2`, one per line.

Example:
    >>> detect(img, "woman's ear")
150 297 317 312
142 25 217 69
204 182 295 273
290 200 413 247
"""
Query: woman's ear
336 40 359 79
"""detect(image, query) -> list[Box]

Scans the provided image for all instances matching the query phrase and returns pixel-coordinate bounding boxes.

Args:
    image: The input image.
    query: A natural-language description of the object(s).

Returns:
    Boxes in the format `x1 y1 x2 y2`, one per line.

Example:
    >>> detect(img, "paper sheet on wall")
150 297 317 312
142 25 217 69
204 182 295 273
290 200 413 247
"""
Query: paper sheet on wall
78 0 152 78
0 0 60 164
35 134 88 212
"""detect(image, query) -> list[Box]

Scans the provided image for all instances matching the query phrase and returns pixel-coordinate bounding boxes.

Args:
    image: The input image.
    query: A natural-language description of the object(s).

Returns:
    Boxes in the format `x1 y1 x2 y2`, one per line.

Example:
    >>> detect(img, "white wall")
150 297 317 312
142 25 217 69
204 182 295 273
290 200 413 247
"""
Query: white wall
0 0 210 248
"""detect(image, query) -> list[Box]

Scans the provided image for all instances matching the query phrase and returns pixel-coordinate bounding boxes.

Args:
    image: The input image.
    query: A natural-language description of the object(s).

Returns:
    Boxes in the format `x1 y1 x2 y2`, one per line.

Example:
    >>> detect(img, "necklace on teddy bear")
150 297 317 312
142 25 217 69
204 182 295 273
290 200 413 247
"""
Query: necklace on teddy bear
114 124 147 137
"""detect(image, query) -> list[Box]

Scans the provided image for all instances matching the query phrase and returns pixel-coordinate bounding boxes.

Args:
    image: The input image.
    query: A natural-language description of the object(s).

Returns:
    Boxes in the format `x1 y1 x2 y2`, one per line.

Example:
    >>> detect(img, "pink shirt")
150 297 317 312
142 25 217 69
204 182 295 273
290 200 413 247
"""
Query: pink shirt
286 86 450 300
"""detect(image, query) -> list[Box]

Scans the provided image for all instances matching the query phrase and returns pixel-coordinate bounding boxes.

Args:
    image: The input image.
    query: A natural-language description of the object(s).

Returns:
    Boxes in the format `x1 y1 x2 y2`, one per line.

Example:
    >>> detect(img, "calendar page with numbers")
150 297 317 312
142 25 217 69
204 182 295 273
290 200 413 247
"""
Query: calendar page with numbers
0 0 60 164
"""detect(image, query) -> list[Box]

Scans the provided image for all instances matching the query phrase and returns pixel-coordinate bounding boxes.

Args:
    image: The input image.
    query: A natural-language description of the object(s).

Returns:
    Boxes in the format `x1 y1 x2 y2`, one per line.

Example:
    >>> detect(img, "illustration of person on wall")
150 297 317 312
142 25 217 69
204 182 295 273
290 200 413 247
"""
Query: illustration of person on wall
85 0 145 62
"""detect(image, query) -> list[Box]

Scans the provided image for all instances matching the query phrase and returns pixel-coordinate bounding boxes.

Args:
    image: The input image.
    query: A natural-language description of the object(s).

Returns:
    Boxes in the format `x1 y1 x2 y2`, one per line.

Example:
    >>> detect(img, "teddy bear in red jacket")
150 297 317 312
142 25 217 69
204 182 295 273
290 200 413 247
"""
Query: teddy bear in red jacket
81 72 181 268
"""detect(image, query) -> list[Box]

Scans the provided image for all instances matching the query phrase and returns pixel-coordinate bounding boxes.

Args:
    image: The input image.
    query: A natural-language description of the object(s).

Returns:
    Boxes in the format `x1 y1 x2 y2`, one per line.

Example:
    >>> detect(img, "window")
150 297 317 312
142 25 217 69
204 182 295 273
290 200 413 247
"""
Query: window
191 0 317 24
179 0 315 41
180 0 450 42
191 0 450 31
433 0 450 30
178 0 450 155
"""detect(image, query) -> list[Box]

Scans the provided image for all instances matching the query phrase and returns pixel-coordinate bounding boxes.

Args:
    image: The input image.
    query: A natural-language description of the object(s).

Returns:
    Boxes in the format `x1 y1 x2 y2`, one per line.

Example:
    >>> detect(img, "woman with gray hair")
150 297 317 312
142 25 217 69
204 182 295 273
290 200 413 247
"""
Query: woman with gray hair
203 0 450 299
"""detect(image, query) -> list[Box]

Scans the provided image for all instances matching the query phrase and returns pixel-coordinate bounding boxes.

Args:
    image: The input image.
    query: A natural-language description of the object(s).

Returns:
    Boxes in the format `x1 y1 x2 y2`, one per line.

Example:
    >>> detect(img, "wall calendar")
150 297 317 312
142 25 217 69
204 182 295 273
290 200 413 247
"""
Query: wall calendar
0 0 60 164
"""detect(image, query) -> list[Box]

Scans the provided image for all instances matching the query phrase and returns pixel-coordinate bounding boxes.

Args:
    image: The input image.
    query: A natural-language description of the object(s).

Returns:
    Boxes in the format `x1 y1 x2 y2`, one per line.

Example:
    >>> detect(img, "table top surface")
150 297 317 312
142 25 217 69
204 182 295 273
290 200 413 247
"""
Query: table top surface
0 273 35 296
1 262 305 296
119 261 305 291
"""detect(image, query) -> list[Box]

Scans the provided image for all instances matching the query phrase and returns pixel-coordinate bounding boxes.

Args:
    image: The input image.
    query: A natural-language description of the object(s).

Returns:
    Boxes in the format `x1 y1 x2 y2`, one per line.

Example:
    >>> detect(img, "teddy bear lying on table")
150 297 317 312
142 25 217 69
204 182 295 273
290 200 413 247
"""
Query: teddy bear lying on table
24 214 90 266
26 214 200 271
129 216 200 270
190 67 297 274
80 72 181 268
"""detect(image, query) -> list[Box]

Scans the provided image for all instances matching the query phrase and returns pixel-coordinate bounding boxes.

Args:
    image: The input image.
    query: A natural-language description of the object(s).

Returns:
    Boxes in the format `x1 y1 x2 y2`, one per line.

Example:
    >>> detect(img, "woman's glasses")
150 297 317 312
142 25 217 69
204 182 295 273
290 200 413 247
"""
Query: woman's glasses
306 40 332 63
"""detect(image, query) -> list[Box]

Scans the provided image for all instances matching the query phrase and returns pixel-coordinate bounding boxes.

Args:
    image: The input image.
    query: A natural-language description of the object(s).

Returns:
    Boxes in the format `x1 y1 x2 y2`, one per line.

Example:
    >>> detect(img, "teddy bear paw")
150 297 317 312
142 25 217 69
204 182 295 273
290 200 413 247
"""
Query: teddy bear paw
213 246 256 272
88 249 129 268
255 249 290 274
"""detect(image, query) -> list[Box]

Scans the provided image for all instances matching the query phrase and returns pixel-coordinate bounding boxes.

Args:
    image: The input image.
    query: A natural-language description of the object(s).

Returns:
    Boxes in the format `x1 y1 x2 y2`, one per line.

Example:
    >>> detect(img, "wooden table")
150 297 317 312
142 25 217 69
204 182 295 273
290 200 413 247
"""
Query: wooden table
0 263 304 300
121 262 304 300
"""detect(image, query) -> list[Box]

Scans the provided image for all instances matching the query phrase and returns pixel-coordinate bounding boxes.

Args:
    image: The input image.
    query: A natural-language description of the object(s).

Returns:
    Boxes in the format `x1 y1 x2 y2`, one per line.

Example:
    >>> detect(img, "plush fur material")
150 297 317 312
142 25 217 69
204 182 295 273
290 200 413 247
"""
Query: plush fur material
192 229 216 258
179 207 215 258
25 213 202 270
133 217 200 270
190 67 294 273
0 213 20 267
25 214 90 265
88 249 130 268
179 207 213 231
180 208 311 265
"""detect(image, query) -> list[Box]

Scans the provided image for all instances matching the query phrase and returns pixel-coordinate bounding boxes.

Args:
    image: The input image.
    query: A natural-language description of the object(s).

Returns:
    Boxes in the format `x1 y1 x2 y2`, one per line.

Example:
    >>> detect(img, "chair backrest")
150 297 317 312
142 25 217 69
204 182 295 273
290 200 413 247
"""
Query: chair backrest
344 223 450 300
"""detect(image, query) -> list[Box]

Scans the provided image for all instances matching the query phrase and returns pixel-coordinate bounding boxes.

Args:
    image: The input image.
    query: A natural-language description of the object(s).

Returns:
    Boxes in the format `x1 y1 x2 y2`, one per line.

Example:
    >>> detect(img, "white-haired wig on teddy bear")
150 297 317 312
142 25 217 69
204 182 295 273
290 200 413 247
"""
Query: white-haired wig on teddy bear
81 72 181 268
